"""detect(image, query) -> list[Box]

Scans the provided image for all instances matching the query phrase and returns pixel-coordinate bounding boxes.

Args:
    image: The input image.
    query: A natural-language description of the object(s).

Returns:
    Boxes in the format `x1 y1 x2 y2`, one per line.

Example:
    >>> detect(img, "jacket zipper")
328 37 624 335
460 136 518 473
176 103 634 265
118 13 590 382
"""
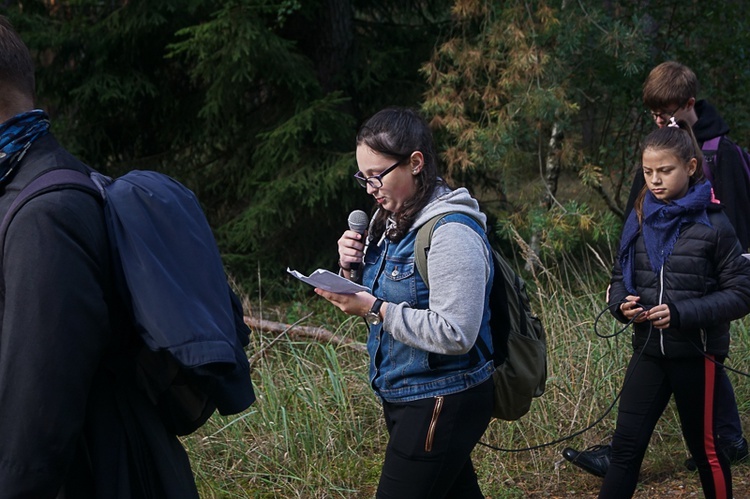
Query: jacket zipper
659 266 666 355
425 396 444 452
371 240 390 385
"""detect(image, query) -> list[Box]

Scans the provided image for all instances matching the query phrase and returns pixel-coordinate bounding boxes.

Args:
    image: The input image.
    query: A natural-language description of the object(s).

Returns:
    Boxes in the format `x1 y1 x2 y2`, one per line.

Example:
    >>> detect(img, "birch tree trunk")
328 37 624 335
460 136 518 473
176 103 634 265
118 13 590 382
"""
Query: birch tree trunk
528 123 563 267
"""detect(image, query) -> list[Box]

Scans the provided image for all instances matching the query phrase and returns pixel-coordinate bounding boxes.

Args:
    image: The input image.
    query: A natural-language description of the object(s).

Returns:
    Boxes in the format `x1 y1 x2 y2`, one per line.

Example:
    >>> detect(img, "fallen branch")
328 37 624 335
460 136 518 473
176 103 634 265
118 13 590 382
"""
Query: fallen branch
245 314 313 369
244 315 367 365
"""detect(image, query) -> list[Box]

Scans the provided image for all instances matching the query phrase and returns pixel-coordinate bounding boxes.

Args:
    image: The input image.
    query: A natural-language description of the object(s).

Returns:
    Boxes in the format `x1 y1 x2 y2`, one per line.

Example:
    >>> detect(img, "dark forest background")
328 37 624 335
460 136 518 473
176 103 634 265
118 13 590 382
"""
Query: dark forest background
5 0 750 299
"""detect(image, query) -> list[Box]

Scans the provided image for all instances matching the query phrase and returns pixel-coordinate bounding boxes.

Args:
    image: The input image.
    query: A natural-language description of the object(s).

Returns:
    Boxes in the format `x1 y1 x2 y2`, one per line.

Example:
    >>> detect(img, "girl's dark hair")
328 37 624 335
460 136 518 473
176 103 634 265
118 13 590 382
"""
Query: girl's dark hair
634 119 704 222
356 107 445 241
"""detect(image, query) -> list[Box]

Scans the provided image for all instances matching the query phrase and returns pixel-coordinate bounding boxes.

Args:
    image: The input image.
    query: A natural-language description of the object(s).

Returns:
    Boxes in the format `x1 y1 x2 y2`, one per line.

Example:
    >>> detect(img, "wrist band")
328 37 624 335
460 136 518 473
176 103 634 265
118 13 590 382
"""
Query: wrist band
338 259 351 271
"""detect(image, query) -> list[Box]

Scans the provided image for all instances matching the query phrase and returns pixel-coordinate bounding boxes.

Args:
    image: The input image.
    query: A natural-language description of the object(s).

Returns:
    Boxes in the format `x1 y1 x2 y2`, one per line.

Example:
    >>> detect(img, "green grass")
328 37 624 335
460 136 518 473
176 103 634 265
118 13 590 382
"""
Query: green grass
183 251 750 497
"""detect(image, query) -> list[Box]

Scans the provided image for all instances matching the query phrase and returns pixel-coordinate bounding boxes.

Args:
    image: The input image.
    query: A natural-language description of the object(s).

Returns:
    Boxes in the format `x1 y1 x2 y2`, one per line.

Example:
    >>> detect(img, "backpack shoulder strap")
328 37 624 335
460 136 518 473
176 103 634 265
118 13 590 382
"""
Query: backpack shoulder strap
415 212 486 288
700 135 750 187
701 136 723 183
414 213 449 289
0 169 100 253
702 136 722 151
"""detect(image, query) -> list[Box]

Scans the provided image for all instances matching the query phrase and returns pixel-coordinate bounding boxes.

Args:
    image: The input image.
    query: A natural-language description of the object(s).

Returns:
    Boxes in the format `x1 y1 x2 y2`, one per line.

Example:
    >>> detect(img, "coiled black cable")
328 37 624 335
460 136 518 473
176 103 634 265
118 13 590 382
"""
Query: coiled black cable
479 302 651 452
480 300 750 453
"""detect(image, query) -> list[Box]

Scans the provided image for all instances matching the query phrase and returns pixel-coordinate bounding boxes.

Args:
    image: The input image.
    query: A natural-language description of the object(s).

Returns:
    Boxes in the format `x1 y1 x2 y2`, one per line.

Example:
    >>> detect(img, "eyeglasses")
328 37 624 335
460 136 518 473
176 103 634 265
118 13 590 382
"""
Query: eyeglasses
353 159 404 189
649 101 686 121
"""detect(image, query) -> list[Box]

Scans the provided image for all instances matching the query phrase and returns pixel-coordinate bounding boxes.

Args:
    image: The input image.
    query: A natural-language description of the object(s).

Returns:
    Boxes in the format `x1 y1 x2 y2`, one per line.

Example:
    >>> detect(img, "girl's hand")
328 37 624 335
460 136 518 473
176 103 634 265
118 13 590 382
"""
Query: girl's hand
315 289 376 317
338 230 366 271
620 295 646 322
645 304 670 329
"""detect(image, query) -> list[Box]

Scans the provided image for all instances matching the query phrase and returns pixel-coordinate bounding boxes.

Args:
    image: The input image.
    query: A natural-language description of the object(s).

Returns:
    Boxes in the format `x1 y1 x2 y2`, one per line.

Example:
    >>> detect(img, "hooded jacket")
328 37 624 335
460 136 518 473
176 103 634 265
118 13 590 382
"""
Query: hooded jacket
363 184 495 402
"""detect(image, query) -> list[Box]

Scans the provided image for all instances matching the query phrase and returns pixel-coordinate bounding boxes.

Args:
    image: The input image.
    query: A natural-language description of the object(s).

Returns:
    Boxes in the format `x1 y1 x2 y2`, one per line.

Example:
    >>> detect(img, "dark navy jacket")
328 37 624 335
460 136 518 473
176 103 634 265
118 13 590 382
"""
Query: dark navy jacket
0 134 198 498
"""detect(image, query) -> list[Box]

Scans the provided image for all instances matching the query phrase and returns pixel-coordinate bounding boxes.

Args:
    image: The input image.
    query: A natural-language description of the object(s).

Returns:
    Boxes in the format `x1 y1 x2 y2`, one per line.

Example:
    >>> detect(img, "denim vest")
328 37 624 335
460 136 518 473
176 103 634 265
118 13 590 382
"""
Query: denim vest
362 213 494 402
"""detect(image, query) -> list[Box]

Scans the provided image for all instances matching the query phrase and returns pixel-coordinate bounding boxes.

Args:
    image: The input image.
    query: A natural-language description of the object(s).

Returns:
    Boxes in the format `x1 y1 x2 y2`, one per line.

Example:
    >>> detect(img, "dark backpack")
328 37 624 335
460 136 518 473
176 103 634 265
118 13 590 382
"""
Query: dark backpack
415 213 547 421
0 168 256 435
700 135 750 251
701 135 750 182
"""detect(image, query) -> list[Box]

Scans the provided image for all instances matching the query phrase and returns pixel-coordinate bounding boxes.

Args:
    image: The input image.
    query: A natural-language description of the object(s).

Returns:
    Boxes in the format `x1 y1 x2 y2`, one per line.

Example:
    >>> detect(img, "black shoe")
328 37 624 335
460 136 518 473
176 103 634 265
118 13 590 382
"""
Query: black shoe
684 437 749 471
725 437 749 464
562 444 611 478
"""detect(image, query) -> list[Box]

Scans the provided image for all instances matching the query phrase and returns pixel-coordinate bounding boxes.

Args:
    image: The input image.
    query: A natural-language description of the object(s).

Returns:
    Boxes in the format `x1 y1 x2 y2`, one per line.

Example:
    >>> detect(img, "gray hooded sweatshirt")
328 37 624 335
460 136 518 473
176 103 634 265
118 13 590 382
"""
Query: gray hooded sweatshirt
380 184 492 355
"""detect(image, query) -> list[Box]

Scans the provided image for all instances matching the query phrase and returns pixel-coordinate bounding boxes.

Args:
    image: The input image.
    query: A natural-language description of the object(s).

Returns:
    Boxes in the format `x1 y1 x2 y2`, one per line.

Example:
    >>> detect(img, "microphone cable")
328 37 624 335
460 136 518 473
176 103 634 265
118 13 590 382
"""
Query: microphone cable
480 301 750 453
479 302 651 453
689 333 750 378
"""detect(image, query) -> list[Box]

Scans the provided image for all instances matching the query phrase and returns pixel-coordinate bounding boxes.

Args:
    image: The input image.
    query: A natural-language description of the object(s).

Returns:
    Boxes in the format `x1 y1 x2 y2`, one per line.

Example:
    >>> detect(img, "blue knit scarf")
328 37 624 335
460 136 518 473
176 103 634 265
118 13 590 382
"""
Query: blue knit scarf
618 181 713 294
0 109 50 185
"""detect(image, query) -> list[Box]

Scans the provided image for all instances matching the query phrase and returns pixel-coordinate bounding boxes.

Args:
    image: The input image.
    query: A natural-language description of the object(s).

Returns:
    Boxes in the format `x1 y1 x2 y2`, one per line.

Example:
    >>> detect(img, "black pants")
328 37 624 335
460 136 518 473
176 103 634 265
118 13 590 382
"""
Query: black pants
376 377 493 499
714 367 744 445
598 353 731 499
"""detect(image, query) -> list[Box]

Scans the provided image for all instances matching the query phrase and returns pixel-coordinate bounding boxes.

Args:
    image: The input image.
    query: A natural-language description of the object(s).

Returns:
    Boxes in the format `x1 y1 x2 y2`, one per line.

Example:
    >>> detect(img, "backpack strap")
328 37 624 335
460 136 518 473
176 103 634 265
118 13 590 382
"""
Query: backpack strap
0 169 100 258
700 135 750 187
701 136 722 183
414 213 450 289
415 212 488 287
414 212 493 363
732 143 750 181
702 136 722 151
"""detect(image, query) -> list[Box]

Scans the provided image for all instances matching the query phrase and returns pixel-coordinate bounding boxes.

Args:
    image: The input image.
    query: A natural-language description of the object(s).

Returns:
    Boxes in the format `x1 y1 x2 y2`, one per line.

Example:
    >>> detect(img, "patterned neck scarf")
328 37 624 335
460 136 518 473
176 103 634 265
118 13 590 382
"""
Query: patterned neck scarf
618 181 713 294
0 109 51 185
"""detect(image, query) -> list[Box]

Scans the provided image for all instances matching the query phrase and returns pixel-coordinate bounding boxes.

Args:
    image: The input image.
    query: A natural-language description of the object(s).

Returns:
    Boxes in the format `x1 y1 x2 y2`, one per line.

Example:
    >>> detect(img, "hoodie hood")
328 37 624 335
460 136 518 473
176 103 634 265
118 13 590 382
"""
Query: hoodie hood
693 100 730 142
411 183 487 232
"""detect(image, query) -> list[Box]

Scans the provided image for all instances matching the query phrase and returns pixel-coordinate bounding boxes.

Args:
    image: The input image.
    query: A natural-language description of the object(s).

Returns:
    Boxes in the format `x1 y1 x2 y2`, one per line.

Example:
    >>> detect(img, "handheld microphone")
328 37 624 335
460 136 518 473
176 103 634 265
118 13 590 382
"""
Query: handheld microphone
347 210 369 282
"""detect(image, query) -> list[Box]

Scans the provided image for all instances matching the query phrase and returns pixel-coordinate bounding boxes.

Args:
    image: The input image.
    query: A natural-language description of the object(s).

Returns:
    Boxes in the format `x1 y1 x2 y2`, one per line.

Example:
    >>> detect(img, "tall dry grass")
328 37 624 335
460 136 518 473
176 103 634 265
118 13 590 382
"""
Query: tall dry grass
183 248 750 497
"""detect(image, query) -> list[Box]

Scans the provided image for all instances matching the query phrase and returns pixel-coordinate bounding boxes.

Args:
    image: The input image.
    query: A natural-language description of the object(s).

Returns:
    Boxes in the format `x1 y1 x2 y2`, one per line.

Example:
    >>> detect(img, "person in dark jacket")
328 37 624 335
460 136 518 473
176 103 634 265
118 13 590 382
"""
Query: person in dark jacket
597 120 750 499
0 16 198 498
564 61 750 478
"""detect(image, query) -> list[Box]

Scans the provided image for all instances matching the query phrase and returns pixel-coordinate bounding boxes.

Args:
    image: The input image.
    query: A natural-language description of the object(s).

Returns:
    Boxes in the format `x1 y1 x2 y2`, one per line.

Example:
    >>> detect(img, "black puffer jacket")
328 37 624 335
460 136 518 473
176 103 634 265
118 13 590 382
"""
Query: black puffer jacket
609 205 750 358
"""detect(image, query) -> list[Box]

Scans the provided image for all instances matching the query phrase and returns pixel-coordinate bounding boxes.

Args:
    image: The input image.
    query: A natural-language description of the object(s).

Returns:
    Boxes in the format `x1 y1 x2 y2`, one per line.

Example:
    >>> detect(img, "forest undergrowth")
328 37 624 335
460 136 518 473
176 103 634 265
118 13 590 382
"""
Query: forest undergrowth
182 246 750 498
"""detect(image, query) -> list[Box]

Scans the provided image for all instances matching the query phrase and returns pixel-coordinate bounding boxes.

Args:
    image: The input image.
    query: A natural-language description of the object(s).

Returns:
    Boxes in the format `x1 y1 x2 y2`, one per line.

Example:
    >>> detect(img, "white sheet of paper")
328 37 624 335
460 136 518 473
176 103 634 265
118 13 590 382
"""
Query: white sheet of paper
287 267 370 294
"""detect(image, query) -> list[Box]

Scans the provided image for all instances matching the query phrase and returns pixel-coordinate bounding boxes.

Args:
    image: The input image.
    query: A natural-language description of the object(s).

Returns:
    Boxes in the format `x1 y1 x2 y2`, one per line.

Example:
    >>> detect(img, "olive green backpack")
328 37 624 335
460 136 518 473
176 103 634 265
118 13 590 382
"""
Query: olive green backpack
415 213 547 421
